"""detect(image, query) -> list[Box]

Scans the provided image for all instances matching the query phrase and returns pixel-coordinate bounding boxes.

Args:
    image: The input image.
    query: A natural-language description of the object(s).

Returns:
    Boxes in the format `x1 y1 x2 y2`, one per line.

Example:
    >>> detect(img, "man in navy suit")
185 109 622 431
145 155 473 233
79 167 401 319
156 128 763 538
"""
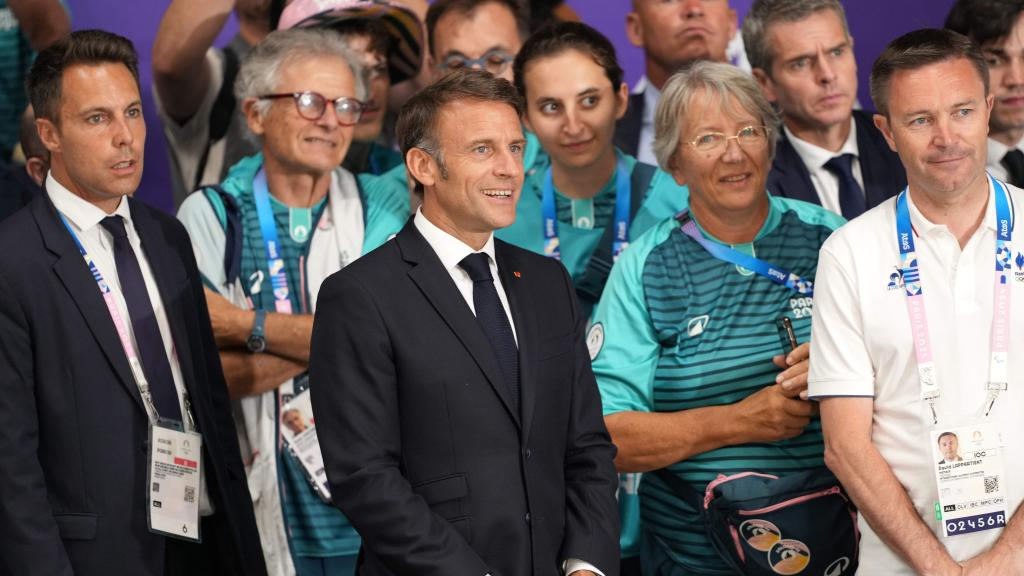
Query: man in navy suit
0 30 266 576
309 70 620 576
743 0 906 218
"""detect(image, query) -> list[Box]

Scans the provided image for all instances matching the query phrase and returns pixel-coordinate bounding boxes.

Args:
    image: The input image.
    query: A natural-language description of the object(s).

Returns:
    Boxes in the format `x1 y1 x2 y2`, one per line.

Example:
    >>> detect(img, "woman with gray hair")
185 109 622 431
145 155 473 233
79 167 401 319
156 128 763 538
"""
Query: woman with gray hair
176 27 409 576
589 61 846 575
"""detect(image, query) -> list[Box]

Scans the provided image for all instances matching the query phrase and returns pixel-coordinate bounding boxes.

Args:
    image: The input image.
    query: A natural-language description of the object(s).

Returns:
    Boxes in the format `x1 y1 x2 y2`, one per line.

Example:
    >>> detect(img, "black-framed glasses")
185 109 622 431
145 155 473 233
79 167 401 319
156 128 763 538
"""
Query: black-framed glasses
260 91 365 125
437 49 514 76
683 125 771 153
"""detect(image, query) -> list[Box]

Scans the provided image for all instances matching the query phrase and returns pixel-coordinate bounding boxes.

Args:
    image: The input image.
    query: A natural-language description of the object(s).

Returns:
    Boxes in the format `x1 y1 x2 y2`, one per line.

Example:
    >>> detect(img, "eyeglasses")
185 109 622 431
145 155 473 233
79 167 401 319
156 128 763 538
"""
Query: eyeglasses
259 91 365 125
437 49 515 76
683 125 771 153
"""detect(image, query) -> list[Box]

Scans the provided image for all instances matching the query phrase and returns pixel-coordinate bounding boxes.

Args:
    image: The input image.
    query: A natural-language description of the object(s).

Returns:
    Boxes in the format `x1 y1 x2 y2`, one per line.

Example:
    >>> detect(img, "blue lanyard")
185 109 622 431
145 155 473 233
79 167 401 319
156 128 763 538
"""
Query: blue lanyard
676 211 814 296
895 175 1013 418
253 169 294 314
541 157 631 261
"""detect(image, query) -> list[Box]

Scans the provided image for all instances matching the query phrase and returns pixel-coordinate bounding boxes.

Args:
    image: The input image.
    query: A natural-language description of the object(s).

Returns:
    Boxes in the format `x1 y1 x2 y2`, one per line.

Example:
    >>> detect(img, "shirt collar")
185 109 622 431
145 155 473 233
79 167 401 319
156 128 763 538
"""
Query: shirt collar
987 135 1024 168
784 116 860 172
906 176 998 236
413 208 497 272
642 80 661 127
46 172 132 234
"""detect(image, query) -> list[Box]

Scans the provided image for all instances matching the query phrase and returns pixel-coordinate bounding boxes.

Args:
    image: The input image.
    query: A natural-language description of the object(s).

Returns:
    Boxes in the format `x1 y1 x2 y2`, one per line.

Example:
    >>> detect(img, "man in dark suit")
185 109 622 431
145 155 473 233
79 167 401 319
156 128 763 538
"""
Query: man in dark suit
309 70 620 576
0 30 266 576
615 0 737 164
743 0 906 219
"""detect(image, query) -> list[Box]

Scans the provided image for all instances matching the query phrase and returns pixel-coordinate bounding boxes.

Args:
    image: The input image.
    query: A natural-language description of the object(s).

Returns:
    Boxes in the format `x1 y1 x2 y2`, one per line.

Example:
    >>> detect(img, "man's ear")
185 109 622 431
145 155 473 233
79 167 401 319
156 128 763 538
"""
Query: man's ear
625 11 644 48
873 113 897 153
243 98 266 136
25 157 48 186
35 118 61 155
406 147 438 191
751 68 777 104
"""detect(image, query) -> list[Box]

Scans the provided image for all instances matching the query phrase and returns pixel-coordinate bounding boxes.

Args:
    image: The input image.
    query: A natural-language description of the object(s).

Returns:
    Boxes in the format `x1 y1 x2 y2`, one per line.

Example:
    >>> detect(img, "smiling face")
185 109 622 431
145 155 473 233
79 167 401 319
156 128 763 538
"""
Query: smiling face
983 12 1024 139
627 0 736 84
431 1 522 82
416 99 525 249
246 53 357 176
37 62 145 209
756 9 856 134
670 89 771 220
874 57 991 202
522 49 628 174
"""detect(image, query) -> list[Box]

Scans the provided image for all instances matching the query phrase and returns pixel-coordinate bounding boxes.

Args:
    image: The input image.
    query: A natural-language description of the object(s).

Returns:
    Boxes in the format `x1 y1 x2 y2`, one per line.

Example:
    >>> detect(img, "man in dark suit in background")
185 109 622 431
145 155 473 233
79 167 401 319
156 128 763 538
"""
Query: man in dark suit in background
0 30 266 576
309 70 620 576
615 0 737 165
744 0 905 219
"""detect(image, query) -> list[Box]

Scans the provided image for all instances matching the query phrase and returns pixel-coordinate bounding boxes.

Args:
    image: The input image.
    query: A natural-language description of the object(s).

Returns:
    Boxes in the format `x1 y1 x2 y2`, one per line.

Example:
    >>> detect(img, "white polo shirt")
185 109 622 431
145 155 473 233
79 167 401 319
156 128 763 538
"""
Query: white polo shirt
808 180 1024 573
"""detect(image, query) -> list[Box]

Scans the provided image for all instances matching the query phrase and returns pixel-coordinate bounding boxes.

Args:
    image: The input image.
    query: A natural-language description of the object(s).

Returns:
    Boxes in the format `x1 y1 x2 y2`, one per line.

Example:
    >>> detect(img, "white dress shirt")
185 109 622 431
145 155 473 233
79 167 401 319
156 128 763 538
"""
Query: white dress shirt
784 117 864 215
48 174 212 513
412 208 603 576
986 135 1024 183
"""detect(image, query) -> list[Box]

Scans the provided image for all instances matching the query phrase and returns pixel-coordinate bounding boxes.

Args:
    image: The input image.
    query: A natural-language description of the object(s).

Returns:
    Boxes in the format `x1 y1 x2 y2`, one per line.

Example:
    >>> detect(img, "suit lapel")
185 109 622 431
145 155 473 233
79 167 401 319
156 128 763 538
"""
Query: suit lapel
397 224 521 426
34 196 147 414
769 135 822 206
613 92 644 158
130 200 201 407
495 241 537 442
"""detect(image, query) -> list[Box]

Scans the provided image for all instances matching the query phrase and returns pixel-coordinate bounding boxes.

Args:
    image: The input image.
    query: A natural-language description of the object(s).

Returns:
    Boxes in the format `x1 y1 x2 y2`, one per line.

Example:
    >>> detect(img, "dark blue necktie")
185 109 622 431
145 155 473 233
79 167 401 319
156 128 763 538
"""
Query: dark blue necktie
459 253 519 412
100 216 183 422
1002 149 1024 188
824 153 866 219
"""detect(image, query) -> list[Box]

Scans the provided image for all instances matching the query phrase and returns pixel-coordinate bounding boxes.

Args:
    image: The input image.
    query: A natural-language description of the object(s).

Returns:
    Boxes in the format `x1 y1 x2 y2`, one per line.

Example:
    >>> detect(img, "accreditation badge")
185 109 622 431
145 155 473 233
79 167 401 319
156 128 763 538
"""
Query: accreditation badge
281 389 332 503
931 422 1008 538
148 420 202 541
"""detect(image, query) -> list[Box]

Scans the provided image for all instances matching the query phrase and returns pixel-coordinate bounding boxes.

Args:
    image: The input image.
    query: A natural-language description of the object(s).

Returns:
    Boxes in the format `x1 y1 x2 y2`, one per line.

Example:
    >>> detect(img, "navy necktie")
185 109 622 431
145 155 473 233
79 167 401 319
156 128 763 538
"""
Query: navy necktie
1002 149 1024 188
100 216 183 422
459 252 519 412
824 153 866 219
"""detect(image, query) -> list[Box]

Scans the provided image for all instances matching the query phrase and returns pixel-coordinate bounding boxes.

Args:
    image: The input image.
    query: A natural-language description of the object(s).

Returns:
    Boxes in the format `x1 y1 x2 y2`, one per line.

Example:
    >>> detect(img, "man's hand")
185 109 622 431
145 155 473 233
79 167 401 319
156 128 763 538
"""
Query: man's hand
204 288 252 348
773 341 810 399
733 383 817 443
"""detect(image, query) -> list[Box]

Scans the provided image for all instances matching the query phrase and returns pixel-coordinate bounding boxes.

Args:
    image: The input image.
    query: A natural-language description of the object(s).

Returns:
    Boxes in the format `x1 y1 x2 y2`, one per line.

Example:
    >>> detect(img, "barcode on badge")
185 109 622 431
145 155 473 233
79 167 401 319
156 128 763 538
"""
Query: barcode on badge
984 476 999 494
184 485 195 504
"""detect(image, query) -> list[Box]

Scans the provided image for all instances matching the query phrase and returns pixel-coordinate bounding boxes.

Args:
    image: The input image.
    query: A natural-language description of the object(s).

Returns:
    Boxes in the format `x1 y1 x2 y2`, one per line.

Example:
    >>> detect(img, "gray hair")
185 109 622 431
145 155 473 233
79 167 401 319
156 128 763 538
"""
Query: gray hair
741 0 850 75
653 61 780 172
235 28 366 119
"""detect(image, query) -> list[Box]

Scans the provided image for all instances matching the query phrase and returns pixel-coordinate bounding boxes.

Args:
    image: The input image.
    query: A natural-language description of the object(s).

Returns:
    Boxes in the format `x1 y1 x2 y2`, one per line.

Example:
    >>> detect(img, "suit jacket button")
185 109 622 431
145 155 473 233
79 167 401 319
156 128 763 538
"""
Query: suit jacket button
525 448 532 460
524 513 531 524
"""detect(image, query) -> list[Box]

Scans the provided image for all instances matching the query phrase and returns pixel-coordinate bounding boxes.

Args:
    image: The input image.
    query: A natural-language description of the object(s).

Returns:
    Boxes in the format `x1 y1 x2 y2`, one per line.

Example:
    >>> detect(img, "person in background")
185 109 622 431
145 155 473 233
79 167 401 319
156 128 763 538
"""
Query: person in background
277 0 426 177
743 0 905 219
0 106 47 221
946 0 1024 188
591 61 842 575
0 29 266 576
498 21 687 316
0 0 69 163
177 28 408 576
616 0 738 165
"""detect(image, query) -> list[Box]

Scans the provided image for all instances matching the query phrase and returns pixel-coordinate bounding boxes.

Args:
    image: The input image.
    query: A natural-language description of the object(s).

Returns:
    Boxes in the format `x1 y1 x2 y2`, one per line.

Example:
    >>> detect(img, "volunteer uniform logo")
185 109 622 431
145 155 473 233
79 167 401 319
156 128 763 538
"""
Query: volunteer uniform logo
687 315 710 337
789 297 812 319
886 267 904 291
587 323 604 360
1013 253 1024 283
824 557 851 576
740 519 781 551
769 539 811 575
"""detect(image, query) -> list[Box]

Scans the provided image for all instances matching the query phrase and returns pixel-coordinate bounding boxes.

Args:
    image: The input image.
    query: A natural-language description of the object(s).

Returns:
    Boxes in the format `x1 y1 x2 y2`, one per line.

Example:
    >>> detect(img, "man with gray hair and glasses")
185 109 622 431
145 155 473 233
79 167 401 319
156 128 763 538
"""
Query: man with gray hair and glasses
810 29 1024 575
176 27 409 576
743 0 905 219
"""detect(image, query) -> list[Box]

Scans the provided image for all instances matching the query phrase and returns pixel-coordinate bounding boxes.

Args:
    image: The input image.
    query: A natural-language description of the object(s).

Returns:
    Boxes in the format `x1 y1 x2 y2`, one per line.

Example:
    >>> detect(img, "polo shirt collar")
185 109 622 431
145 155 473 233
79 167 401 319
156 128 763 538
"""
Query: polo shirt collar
905 177 998 238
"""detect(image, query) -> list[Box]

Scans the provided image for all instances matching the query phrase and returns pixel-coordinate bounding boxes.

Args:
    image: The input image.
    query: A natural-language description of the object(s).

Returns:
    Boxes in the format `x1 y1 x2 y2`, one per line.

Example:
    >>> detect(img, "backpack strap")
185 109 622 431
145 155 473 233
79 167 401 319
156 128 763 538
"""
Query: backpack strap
200 184 243 286
651 468 706 512
573 161 658 311
193 46 241 191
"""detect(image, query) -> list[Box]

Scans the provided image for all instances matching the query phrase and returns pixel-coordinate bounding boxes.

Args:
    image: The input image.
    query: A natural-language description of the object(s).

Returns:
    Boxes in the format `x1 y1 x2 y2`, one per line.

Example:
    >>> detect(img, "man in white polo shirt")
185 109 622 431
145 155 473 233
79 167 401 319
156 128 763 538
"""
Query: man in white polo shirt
809 29 1024 575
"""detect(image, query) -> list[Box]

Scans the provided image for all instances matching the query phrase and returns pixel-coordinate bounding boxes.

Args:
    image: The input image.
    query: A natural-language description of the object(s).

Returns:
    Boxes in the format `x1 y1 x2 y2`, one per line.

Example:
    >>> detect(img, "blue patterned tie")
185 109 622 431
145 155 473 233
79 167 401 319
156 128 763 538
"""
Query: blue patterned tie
100 216 183 422
459 253 519 412
824 153 866 219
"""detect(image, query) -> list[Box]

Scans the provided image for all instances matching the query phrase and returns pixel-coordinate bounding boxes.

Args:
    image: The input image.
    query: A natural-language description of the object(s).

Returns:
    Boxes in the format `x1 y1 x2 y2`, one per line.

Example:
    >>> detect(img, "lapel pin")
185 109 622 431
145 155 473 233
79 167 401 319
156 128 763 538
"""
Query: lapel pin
513 271 521 278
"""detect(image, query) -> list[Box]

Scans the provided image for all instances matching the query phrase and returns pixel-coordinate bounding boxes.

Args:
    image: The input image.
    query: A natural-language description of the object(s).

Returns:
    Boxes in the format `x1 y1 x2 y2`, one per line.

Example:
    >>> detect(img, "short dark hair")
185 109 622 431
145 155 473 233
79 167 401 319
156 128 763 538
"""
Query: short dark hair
945 0 1024 48
742 0 850 75
426 0 529 58
870 28 988 118
937 431 958 445
396 69 524 195
333 18 393 65
512 21 623 102
27 30 140 125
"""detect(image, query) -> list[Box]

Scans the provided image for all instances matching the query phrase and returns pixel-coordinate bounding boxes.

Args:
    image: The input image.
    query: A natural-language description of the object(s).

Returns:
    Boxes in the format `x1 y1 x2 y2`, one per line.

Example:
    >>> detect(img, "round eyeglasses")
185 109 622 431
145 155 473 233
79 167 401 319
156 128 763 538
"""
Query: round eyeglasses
437 49 515 76
259 91 365 126
683 125 772 153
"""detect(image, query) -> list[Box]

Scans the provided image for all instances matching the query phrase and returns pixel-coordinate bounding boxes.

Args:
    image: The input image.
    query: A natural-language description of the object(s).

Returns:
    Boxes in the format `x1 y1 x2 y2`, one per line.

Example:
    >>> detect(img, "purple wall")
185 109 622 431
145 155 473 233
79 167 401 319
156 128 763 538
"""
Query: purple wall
65 0 954 212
